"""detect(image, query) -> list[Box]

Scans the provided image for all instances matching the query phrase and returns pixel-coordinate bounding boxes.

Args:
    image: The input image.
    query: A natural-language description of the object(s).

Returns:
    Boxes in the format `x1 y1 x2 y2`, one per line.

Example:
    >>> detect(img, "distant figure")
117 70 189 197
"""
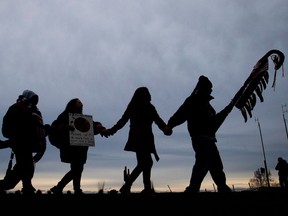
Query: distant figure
49 98 107 195
1 90 47 194
106 87 172 195
275 157 288 189
165 75 235 193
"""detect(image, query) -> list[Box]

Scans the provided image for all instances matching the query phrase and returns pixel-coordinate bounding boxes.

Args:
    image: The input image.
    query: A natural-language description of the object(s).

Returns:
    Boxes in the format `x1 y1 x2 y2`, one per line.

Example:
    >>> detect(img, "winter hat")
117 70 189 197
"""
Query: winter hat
22 90 37 99
195 75 212 90
22 90 39 105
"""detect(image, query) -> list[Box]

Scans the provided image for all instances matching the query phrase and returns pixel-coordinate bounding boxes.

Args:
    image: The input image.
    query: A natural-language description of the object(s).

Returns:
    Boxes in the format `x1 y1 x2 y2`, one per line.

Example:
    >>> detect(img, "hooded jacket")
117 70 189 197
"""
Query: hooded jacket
2 90 46 162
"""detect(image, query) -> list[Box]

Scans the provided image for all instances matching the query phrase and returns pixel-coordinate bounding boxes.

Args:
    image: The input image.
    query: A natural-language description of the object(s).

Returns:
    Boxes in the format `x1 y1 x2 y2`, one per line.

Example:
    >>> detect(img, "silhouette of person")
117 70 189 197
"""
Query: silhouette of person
275 157 288 189
165 75 235 193
106 87 171 195
49 98 107 195
1 90 47 194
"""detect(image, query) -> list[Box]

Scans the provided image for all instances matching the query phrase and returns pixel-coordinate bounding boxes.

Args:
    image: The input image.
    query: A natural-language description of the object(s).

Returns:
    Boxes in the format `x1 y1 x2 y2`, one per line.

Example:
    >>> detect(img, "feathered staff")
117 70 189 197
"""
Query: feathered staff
232 49 285 122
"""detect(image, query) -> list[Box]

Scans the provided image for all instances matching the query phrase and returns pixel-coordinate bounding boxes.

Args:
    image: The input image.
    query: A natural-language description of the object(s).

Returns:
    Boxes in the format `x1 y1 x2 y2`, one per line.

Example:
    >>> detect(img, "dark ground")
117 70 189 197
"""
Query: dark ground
0 189 287 215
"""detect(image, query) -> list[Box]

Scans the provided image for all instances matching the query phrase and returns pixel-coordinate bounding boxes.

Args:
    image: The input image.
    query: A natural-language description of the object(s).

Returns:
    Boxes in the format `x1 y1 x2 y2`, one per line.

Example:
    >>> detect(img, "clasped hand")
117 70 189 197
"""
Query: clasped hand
163 126 173 136
99 128 114 138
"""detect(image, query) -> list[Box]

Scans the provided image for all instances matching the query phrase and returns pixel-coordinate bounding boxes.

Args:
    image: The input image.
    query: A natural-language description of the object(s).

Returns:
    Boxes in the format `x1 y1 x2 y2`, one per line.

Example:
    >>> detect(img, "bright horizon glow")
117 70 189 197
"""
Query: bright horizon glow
2 165 275 193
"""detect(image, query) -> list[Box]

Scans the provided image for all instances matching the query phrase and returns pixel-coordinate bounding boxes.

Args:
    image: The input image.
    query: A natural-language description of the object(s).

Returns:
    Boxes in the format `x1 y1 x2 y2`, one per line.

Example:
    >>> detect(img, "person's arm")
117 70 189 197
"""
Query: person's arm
107 105 131 136
152 105 167 130
212 99 235 133
167 97 190 129
0 140 11 149
93 121 108 137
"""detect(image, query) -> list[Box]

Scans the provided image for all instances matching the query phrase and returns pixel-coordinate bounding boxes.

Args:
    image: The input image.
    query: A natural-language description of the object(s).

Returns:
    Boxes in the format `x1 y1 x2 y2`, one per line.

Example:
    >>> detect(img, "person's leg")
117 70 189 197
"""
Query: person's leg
120 152 142 194
71 162 84 194
50 163 74 194
141 152 153 192
57 171 73 189
279 177 284 188
15 150 35 194
209 145 231 192
186 157 209 192
186 141 209 193
283 177 288 189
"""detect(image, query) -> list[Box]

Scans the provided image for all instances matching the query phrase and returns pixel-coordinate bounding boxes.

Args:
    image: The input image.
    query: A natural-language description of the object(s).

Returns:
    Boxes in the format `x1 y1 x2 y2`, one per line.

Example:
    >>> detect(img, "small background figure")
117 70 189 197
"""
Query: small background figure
275 157 288 190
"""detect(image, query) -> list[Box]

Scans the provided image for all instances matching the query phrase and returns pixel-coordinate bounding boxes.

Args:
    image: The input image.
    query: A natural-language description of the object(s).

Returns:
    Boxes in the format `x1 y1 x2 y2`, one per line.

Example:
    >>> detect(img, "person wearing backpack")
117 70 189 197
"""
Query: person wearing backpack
49 98 107 195
1 90 47 194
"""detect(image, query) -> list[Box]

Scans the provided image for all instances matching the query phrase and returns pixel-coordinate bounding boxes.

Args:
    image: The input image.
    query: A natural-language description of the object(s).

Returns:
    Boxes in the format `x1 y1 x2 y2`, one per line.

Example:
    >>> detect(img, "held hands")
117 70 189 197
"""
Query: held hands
99 128 116 138
163 126 173 136
99 128 109 138
94 122 110 138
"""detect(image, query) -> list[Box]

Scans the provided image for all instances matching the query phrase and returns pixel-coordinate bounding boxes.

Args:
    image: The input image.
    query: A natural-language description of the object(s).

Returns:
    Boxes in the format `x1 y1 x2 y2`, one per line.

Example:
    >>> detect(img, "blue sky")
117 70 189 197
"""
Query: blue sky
0 0 287 193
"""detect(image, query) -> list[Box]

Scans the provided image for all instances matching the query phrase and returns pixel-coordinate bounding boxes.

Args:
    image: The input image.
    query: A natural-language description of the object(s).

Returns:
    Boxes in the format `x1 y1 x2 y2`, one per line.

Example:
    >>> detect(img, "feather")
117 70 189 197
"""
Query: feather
240 108 248 123
232 49 285 122
259 76 267 89
255 86 264 102
263 71 269 83
244 103 252 118
250 93 257 109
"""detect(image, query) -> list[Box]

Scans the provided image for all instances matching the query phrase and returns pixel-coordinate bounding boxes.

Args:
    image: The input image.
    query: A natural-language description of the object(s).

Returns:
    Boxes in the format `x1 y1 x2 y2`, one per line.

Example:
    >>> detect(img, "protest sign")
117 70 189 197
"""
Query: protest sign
69 113 95 146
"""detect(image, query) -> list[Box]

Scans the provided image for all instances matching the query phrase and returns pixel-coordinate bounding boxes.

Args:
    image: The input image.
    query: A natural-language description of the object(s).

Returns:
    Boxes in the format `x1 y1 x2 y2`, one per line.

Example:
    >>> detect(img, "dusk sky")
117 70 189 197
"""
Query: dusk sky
0 0 287 193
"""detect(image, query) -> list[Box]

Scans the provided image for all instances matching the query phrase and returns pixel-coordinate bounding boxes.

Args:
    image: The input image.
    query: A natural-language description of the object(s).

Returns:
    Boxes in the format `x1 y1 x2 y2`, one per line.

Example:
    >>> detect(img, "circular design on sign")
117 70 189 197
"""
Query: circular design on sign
74 117 90 133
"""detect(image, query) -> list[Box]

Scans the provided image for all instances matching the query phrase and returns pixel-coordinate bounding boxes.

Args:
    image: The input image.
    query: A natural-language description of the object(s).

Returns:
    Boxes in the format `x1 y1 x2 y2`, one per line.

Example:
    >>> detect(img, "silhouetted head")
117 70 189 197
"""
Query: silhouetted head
278 157 284 162
196 75 212 89
65 98 83 114
131 87 151 104
22 89 39 106
193 75 213 100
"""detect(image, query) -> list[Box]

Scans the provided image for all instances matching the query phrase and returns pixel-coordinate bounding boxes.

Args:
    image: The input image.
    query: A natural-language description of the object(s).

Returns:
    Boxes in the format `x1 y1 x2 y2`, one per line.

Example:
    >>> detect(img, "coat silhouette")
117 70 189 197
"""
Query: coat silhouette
106 87 171 194
1 90 46 194
166 75 234 193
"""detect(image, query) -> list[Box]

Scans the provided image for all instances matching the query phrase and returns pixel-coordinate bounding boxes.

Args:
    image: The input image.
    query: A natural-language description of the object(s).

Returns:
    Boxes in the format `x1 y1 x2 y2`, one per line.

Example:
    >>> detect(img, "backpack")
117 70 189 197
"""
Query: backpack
2 102 46 148
2 107 13 139
48 120 63 149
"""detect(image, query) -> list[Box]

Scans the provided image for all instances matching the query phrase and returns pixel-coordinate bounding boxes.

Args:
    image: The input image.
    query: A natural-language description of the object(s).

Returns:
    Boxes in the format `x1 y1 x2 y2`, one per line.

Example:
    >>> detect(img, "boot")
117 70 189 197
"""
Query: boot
50 185 63 194
119 184 131 195
217 184 232 193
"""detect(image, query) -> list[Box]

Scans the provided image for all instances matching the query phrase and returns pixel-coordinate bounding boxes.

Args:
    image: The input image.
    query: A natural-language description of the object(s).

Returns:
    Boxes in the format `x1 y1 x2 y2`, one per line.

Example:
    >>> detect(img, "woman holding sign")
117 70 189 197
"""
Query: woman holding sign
49 98 107 195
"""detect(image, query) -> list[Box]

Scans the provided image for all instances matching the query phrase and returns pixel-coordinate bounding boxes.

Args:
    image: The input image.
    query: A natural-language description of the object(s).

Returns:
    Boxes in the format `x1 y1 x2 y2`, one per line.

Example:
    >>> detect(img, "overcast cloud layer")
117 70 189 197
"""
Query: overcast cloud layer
0 0 287 193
